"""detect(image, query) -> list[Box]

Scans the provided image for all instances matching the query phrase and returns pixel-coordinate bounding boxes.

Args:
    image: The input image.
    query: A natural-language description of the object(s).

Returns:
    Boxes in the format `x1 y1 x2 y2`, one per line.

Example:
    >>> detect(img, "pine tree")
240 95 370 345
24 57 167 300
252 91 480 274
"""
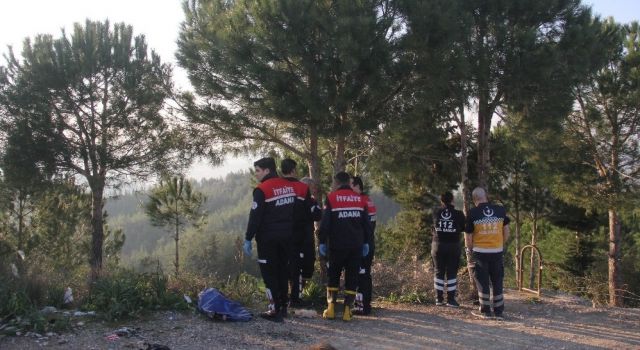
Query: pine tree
0 20 184 280
552 20 640 306
177 0 403 181
145 176 206 277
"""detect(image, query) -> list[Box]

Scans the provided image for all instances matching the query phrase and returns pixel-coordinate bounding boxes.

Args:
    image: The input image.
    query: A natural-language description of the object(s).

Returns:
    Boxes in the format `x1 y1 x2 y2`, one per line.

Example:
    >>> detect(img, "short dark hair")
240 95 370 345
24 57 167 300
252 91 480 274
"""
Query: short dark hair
254 157 277 174
351 176 364 191
440 191 454 204
280 158 297 175
334 171 351 186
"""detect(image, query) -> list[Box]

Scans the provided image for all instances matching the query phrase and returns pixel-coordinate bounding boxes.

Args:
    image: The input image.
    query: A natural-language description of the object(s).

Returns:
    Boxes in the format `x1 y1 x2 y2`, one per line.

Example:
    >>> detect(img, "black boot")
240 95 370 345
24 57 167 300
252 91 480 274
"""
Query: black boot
436 290 445 306
446 291 459 307
260 304 283 322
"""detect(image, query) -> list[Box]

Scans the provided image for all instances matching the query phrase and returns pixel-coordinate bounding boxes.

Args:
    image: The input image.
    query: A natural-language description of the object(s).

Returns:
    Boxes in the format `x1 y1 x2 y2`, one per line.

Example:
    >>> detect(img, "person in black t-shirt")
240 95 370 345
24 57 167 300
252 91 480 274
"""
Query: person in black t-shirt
431 192 465 307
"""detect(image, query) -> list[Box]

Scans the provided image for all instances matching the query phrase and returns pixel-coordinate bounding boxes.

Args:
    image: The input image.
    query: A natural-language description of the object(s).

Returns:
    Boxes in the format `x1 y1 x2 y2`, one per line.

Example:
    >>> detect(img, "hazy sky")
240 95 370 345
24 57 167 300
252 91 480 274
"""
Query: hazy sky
0 0 638 179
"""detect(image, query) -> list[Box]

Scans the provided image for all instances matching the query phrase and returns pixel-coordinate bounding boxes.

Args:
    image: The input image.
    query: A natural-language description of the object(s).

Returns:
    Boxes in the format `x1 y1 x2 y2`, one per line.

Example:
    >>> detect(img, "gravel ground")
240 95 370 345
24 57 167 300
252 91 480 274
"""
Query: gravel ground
1 289 639 350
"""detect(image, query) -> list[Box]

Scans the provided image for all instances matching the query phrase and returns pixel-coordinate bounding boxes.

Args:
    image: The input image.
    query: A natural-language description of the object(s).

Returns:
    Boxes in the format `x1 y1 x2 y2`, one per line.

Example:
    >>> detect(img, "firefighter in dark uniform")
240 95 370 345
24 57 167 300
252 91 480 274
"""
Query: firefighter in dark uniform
279 158 318 307
350 176 376 315
465 187 510 319
299 176 322 301
243 157 296 322
431 191 465 307
319 172 373 321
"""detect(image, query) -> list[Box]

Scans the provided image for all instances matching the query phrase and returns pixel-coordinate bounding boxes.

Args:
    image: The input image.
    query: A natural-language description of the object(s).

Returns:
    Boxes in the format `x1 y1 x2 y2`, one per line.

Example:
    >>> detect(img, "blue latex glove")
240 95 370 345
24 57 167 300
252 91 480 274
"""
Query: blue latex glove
243 240 252 257
319 243 327 257
362 243 370 257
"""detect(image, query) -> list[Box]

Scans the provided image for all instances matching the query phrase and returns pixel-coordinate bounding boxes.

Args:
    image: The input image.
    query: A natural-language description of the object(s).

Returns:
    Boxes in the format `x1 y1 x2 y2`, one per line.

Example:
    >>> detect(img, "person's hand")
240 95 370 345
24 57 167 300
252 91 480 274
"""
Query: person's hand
362 243 370 257
319 243 327 257
243 240 252 257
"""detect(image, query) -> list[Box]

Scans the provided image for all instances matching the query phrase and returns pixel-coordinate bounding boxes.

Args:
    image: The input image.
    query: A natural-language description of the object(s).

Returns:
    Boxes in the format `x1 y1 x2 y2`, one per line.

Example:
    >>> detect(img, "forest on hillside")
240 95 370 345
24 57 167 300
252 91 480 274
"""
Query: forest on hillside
0 0 639 334
105 172 400 277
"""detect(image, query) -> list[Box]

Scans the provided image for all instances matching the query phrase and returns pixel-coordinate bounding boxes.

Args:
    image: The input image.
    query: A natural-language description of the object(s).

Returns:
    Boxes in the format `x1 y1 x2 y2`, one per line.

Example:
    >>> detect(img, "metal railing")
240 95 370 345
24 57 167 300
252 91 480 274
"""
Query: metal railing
518 244 543 296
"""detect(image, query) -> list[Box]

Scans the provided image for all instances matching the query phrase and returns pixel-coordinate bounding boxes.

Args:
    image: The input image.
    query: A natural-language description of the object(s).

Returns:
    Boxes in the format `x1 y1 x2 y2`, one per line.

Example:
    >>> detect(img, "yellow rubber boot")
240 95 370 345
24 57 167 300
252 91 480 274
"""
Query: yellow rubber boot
322 303 335 319
323 287 338 320
343 289 356 321
342 305 352 321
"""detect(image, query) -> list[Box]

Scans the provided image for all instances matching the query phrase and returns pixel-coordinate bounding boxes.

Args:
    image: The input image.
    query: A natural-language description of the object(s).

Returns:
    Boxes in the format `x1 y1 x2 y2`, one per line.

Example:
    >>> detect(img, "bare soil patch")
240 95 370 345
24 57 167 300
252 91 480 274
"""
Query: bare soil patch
1 289 638 349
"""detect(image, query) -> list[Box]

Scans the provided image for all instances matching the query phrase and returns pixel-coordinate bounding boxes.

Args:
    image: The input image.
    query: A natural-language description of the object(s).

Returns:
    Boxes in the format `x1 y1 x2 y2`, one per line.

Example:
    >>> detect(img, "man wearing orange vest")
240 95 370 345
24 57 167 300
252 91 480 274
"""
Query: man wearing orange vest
244 157 296 322
319 172 373 321
350 176 376 315
465 187 510 319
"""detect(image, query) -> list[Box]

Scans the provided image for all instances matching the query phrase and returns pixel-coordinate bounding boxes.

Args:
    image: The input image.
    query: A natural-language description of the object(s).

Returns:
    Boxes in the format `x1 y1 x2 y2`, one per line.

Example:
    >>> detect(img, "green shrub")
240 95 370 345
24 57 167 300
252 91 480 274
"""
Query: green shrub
302 280 325 307
382 291 432 304
219 272 262 307
84 268 189 321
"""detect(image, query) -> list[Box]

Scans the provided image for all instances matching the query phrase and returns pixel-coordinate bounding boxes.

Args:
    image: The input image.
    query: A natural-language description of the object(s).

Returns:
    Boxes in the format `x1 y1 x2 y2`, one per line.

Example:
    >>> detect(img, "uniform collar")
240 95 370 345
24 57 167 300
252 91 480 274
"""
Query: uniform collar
261 172 277 182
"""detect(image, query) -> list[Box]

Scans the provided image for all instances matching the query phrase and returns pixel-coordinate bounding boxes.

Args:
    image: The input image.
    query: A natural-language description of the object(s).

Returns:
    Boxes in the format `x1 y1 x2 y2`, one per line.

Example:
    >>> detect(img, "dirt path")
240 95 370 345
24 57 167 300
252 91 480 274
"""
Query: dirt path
2 289 639 349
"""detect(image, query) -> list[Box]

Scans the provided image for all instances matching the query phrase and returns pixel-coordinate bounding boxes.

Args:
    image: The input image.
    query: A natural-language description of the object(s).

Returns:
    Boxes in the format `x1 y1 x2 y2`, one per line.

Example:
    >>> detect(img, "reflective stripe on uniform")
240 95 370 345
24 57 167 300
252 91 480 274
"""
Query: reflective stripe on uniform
331 207 365 212
264 193 296 202
434 277 445 291
473 247 504 253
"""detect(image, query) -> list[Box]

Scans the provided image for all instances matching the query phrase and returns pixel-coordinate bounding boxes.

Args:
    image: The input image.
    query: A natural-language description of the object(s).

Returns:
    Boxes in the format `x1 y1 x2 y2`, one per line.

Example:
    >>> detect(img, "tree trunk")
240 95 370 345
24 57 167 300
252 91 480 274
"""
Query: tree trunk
307 126 322 199
175 211 180 278
333 134 346 174
513 170 522 289
307 126 328 283
477 97 491 190
17 193 25 252
458 107 471 215
515 220 522 288
90 184 105 282
458 106 476 299
529 217 538 289
608 209 622 306
174 235 180 278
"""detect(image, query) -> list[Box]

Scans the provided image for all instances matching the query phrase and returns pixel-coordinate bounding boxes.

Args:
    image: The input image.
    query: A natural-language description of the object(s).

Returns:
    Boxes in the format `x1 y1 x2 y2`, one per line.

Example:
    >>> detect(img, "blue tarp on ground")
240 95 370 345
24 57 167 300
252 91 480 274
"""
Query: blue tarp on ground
197 288 252 322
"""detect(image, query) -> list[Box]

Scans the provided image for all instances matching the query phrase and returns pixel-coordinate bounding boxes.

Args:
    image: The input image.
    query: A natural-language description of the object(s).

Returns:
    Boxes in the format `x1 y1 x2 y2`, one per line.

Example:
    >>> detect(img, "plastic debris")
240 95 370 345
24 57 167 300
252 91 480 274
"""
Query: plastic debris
63 287 74 304
141 342 171 350
40 306 57 314
113 327 137 337
105 334 120 341
10 263 19 277
292 309 317 318
197 288 252 322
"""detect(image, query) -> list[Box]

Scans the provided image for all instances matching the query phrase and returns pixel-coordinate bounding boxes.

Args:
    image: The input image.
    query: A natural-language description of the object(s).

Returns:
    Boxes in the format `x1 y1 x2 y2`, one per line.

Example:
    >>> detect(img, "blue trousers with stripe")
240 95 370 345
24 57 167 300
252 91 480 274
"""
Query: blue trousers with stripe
431 242 461 300
473 251 504 315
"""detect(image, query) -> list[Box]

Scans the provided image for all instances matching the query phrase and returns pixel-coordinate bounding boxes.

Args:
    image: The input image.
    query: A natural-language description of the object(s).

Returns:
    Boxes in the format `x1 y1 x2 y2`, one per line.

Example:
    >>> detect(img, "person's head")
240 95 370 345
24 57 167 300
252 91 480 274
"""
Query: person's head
351 176 364 194
440 191 454 206
333 171 351 188
253 157 277 181
472 187 488 205
280 158 297 177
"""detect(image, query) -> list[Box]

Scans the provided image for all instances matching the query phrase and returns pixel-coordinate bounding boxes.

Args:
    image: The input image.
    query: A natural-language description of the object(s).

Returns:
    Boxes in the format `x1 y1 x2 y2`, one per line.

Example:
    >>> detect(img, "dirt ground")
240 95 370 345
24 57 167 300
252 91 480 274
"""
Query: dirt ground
1 289 639 350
